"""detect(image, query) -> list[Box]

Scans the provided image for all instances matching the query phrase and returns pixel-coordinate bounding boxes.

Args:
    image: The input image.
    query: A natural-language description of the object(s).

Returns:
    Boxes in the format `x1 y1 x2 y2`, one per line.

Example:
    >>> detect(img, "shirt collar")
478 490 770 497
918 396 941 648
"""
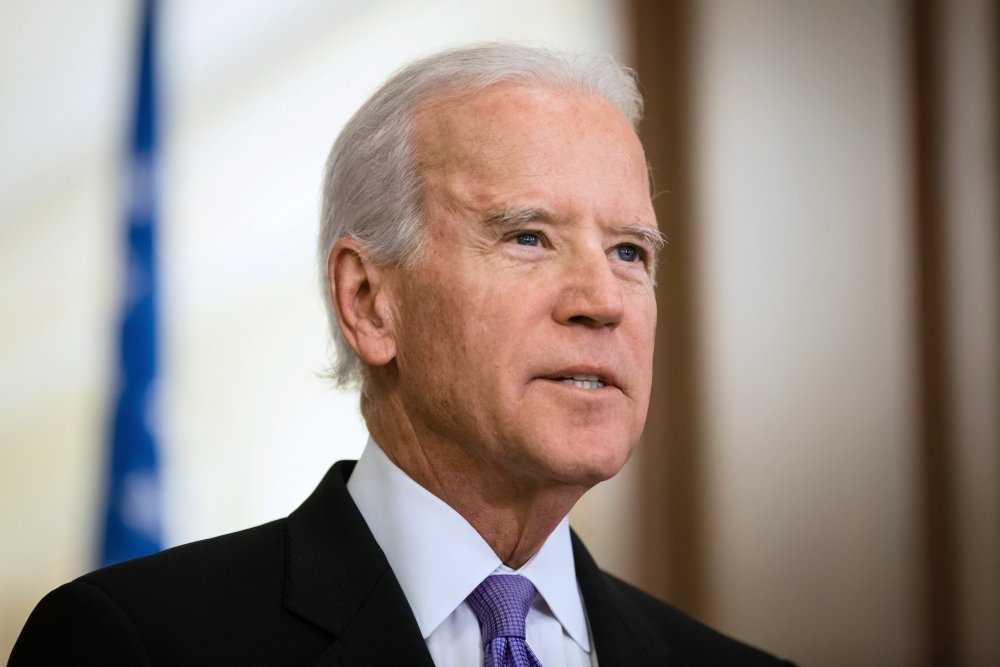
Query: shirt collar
346 438 590 651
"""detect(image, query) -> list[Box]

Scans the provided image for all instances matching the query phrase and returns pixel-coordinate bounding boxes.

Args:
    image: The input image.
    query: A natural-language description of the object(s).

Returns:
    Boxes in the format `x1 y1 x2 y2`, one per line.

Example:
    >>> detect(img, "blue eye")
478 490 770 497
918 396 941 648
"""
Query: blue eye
616 244 640 262
515 233 541 246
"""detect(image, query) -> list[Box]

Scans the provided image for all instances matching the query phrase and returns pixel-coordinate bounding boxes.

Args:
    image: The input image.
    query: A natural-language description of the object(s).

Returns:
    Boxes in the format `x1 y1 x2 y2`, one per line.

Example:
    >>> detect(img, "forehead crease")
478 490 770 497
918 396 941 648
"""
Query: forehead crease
412 84 653 221
415 85 637 161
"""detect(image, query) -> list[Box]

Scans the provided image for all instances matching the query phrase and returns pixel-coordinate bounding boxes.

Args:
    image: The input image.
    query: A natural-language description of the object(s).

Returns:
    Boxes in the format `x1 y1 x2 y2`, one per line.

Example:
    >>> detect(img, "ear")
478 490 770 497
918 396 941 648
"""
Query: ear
327 238 398 368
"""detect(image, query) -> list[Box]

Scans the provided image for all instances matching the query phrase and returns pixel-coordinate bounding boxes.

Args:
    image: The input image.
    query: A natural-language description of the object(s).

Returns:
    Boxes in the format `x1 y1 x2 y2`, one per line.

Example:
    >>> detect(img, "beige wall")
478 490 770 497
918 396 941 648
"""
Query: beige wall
671 0 997 663
692 1 919 662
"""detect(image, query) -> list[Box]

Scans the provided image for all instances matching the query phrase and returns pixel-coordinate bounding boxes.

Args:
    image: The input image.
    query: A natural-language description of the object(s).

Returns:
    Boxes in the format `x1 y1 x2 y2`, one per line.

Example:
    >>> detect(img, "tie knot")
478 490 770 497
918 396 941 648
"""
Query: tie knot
467 575 537 642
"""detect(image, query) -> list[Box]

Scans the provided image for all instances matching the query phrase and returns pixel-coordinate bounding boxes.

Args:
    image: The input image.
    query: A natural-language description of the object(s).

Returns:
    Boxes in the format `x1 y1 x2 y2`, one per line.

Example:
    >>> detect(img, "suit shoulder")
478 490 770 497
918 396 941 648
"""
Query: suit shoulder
84 519 287 591
72 518 287 612
12 519 334 666
604 573 795 666
10 579 153 666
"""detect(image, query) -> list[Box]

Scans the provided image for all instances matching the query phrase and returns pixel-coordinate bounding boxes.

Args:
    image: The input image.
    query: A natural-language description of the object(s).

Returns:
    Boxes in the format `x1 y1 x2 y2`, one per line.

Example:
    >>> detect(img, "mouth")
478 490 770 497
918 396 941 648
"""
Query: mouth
555 374 607 390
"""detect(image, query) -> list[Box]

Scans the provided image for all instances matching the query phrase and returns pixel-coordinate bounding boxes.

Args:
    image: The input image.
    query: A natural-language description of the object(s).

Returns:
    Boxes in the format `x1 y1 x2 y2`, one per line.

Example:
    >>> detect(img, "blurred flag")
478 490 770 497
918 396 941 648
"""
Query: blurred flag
100 0 162 567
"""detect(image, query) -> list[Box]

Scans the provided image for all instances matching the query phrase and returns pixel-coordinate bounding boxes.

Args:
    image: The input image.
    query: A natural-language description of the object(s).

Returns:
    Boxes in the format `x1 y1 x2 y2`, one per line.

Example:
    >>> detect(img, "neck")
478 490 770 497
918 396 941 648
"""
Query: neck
362 390 588 569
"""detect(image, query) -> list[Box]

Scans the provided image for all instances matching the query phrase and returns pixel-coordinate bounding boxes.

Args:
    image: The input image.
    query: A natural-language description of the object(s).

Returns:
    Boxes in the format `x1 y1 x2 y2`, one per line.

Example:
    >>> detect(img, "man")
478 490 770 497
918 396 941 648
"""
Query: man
11 44 792 666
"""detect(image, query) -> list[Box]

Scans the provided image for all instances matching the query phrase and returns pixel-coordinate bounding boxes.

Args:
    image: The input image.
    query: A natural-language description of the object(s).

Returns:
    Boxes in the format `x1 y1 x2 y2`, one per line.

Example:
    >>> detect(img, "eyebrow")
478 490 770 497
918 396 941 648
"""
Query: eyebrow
483 207 664 245
481 206 552 228
621 223 667 251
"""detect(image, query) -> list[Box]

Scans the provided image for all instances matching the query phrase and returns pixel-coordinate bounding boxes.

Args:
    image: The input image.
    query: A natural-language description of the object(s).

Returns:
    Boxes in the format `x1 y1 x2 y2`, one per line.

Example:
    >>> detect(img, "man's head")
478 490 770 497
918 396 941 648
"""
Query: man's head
318 43 647 387
322 43 660 493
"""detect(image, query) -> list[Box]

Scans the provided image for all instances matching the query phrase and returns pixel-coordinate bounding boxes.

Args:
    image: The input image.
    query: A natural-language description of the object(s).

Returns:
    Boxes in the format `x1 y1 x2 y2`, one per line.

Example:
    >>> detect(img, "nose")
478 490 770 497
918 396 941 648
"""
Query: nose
552 253 625 328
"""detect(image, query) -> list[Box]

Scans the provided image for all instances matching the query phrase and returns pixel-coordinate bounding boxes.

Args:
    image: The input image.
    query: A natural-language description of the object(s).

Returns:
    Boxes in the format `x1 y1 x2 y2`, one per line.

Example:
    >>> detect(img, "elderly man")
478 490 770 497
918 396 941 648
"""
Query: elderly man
12 44 791 666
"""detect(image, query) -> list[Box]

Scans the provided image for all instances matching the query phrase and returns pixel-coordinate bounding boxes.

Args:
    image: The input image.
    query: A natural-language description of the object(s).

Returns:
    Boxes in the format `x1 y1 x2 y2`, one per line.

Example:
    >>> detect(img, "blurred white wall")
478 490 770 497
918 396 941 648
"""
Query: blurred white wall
0 1 628 659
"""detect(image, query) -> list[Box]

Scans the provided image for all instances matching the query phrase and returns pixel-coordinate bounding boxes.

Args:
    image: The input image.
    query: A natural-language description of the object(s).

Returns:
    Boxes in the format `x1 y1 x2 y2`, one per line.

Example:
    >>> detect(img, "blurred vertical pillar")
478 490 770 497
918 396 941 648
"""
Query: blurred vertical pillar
628 0 706 618
909 0 1000 664
908 0 957 663
941 2 1000 662
938 0 1000 664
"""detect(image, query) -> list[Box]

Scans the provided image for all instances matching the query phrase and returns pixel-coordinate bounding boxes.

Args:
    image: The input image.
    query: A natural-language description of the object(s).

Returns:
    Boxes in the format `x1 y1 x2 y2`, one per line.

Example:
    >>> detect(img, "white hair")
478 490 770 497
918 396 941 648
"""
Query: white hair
318 42 644 387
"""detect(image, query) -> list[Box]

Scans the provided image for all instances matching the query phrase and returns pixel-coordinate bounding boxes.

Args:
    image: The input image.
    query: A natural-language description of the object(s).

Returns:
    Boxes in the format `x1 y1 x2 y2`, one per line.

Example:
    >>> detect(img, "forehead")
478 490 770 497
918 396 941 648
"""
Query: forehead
410 82 651 208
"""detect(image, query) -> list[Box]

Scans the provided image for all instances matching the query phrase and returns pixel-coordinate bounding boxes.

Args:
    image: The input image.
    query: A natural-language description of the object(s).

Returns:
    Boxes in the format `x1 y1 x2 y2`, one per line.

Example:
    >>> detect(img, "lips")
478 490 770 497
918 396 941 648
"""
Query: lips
540 367 621 391
557 374 605 389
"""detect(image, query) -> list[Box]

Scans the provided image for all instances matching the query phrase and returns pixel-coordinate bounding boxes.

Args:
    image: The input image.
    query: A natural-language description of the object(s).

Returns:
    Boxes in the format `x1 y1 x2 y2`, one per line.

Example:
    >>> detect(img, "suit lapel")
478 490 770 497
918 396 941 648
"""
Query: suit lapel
281 462 687 665
573 532 689 666
284 461 435 666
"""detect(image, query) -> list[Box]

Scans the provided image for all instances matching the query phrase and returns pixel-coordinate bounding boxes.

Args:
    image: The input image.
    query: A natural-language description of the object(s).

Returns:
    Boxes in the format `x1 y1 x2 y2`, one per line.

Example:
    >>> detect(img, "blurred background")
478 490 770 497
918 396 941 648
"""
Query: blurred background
1 0 996 664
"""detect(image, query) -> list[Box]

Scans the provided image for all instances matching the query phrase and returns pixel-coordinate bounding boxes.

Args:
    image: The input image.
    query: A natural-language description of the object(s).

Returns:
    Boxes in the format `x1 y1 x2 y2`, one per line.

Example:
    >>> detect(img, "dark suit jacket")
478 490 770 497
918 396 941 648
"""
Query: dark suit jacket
11 461 792 666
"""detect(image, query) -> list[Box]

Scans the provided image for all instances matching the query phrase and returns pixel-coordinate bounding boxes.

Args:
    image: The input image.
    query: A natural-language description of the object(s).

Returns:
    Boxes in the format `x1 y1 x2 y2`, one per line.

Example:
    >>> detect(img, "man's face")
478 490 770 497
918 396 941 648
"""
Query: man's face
385 83 658 490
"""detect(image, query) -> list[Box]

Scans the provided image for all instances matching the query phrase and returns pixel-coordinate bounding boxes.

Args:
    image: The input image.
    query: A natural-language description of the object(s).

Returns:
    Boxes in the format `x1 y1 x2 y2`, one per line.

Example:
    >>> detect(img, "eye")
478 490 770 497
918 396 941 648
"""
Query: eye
615 244 641 263
514 232 541 247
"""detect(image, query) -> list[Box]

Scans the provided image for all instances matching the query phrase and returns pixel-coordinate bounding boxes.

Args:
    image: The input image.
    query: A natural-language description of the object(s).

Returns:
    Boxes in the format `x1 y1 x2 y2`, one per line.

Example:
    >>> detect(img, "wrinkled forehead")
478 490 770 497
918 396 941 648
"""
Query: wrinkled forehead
409 82 647 181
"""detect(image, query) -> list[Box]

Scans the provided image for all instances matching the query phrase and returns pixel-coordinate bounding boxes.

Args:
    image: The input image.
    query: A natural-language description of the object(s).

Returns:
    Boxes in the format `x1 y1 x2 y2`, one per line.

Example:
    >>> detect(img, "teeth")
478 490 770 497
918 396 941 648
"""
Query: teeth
560 374 605 389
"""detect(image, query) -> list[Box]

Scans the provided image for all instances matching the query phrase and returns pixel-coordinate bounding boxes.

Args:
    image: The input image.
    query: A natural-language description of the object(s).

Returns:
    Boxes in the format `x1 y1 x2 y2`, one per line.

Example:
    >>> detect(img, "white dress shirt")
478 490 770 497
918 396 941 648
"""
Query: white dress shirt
347 439 596 667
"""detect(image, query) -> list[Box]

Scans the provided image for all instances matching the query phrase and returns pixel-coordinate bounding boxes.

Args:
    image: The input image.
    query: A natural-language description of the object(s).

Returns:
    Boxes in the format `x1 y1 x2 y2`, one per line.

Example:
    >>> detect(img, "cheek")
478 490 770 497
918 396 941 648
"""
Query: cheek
628 300 658 406
396 277 494 387
629 296 658 354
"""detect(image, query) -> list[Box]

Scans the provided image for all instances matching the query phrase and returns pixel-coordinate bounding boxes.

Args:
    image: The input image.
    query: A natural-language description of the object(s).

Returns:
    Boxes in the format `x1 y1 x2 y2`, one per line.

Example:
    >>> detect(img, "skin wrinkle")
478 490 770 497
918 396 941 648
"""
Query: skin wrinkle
335 81 657 568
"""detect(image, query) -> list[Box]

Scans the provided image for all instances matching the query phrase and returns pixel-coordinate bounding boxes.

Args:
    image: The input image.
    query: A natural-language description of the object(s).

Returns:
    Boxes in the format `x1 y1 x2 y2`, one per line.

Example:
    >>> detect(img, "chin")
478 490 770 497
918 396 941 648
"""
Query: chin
539 433 635 488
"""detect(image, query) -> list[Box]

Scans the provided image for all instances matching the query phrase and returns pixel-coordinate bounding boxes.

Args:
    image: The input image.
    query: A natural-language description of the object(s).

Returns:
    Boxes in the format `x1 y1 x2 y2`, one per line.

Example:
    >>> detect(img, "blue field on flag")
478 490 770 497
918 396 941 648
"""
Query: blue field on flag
100 0 163 567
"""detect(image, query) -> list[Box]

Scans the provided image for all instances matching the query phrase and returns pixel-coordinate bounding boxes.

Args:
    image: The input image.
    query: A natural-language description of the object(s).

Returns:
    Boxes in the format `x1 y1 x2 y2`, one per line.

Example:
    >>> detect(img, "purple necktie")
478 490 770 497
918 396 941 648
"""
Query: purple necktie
467 575 544 667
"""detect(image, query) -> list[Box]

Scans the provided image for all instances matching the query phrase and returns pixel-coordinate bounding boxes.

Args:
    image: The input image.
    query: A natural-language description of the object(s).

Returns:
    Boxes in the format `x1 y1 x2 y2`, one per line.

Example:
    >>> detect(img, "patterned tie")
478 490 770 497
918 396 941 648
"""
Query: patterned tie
467 575 544 667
